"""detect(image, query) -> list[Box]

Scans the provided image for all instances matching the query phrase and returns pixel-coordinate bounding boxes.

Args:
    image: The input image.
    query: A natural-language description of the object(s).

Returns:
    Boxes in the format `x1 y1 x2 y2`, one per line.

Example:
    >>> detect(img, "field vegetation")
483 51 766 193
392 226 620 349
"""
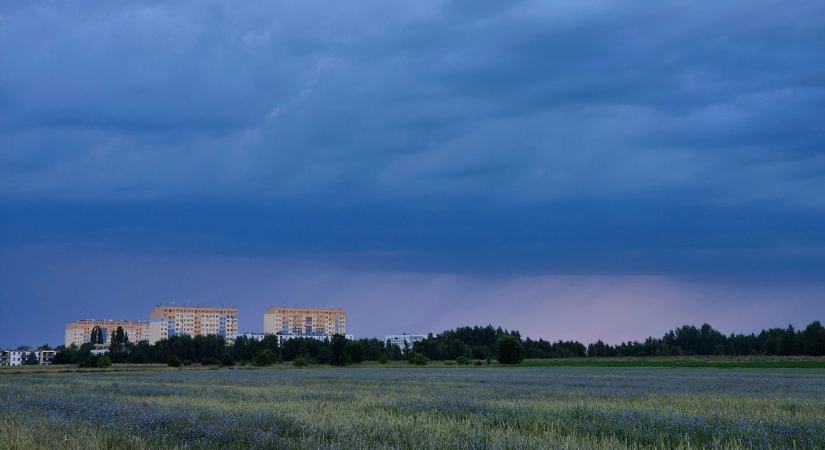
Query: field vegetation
1 366 824 449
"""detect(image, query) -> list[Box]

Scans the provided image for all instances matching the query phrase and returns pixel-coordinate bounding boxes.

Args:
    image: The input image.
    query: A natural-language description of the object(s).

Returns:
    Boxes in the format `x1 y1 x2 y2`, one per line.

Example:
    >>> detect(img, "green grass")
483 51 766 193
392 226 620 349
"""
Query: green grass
1 365 824 449
5 355 822 374
520 355 825 369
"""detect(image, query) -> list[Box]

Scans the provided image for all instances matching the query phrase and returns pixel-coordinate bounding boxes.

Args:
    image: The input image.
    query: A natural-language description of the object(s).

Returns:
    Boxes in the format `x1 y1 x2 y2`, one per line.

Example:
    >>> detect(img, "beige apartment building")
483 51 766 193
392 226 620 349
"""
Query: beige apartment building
64 320 150 347
148 306 238 344
264 307 346 336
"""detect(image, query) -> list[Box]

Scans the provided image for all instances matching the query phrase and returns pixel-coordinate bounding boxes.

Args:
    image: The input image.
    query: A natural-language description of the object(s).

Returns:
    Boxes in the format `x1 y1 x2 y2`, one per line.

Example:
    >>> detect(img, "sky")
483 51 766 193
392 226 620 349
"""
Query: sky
1 0 824 348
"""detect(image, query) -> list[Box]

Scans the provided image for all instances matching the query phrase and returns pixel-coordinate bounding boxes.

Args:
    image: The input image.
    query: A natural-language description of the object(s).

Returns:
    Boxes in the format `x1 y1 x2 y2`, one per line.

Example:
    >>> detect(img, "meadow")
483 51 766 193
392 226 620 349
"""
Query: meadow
1 365 824 449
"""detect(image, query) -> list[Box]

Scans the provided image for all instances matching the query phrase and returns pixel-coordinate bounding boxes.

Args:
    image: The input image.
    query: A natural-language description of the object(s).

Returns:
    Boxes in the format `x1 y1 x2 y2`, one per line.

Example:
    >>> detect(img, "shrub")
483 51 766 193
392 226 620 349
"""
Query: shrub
293 356 310 368
408 351 428 366
253 349 278 367
96 355 112 368
167 356 182 367
474 360 483 366
497 336 525 364
456 356 469 365
220 354 235 367
78 358 96 368
378 353 389 364
201 357 218 366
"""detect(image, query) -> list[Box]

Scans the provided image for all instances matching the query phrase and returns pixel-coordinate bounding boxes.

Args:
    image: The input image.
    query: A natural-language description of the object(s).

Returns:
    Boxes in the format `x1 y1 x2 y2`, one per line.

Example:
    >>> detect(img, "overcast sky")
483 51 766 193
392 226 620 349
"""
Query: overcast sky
1 0 824 347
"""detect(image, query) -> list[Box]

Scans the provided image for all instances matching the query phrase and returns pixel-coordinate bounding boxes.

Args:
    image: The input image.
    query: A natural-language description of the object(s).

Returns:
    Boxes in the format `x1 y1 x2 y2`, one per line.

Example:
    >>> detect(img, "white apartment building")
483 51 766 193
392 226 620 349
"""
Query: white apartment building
0 349 56 366
385 334 427 349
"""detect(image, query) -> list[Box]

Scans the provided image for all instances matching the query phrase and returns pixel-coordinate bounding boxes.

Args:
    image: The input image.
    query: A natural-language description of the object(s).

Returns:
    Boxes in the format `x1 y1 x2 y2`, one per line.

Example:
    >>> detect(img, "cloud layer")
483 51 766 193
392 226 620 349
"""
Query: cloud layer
1 1 824 345
2 0 824 205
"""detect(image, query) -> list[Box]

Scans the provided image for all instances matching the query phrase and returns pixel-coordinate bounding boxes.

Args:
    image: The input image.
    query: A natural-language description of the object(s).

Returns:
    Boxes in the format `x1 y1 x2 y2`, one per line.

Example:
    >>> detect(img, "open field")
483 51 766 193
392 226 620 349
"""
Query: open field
2 366 825 449
520 356 825 369
4 355 825 375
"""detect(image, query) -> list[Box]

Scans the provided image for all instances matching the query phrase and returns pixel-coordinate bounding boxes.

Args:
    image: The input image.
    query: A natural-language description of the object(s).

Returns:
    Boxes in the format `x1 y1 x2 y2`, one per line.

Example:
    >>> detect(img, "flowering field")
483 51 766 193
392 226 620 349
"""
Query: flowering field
1 367 824 449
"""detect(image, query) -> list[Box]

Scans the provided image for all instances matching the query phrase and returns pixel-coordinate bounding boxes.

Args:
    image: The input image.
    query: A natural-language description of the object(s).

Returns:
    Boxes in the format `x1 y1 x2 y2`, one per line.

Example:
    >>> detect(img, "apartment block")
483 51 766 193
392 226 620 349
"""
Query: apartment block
148 306 238 344
263 307 346 336
0 349 56 366
65 320 150 347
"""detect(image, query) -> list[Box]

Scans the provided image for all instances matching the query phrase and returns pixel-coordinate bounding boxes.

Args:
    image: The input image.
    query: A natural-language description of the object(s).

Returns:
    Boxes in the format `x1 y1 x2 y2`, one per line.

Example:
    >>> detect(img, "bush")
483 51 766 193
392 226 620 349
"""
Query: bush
96 355 112 368
167 355 182 367
456 356 469 365
293 356 310 368
408 352 428 366
497 336 524 364
78 358 96 368
220 354 235 367
378 353 389 364
474 360 483 366
201 357 218 366
253 349 278 367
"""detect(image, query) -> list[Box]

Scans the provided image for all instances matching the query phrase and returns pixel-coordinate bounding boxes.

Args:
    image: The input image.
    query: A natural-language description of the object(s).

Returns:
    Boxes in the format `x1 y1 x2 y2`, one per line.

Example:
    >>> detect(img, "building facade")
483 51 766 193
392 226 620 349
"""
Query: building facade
239 332 267 342
274 334 353 344
385 334 427 349
65 320 150 347
0 349 56 366
148 306 238 344
263 307 346 337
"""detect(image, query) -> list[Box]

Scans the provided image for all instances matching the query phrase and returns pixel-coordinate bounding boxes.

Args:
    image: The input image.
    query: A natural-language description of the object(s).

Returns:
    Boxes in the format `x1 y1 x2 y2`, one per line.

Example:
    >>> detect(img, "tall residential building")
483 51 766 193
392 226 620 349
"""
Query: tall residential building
65 320 150 347
148 306 238 344
263 307 346 336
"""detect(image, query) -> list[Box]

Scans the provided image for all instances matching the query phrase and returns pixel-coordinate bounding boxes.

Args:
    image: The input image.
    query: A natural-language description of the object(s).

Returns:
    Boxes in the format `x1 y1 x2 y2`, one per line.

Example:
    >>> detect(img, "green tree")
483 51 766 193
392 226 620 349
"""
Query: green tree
253 349 278 366
109 326 130 362
781 325 801 355
802 321 825 356
293 356 309 367
23 352 40 365
330 334 351 366
497 335 524 364
220 353 235 367
89 326 105 345
408 351 428 365
96 355 112 368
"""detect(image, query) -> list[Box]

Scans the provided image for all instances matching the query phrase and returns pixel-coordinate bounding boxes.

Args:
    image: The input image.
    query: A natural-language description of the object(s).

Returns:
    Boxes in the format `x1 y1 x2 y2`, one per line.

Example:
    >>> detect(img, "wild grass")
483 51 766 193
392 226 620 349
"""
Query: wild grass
1 367 823 449
520 355 825 369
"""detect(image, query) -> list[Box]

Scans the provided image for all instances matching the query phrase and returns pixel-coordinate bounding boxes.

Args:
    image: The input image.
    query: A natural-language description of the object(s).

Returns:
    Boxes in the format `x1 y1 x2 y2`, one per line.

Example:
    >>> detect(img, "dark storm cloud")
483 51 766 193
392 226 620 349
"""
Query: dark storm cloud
1 0 824 274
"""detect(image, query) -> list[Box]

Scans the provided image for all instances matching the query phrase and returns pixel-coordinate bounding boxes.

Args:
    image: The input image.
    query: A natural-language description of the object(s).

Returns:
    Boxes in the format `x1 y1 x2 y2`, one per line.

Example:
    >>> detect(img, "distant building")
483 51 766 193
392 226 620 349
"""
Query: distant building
1 349 56 366
65 320 150 347
274 334 353 345
149 306 238 344
385 334 426 349
239 332 267 341
39 350 56 364
263 307 346 337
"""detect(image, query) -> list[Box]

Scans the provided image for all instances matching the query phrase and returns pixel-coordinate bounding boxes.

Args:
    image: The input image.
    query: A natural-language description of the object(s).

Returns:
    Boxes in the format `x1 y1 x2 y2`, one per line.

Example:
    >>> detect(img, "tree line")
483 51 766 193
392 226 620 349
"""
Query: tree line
53 329 408 367
586 322 825 357
50 320 825 367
